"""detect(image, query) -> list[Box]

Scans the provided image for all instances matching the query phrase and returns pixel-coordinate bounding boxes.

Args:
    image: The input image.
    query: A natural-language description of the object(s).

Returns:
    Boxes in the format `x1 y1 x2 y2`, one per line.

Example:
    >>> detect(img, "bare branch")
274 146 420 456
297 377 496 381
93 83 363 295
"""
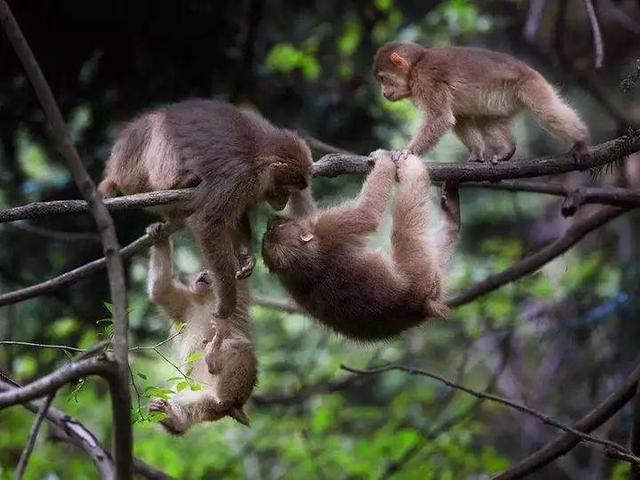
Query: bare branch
524 0 547 41
0 377 172 480
630 384 640 478
342 364 640 464
0 2 132 475
252 294 301 314
0 190 193 224
313 130 640 180
448 206 630 308
0 221 181 307
462 181 640 215
493 358 640 479
15 392 55 480
583 0 605 69
0 357 110 409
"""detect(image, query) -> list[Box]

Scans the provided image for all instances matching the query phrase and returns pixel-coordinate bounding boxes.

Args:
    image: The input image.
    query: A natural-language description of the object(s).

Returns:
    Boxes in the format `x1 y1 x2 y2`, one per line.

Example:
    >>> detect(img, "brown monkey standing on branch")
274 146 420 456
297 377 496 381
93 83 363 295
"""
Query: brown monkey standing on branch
145 223 257 434
98 99 312 319
373 42 590 164
262 150 460 340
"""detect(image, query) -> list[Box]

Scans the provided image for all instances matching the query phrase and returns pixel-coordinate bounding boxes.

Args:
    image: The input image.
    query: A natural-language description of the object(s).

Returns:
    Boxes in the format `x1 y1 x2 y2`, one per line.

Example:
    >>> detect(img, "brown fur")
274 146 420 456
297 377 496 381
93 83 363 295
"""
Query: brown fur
261 150 460 340
145 223 257 434
373 42 590 163
99 99 312 318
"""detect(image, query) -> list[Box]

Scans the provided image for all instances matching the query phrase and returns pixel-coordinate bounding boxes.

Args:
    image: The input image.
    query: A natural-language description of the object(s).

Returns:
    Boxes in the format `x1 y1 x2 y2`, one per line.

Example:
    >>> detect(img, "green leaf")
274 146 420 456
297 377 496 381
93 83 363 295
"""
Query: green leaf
189 382 202 391
148 411 168 423
136 372 147 380
185 351 204 364
176 381 188 392
103 302 114 314
166 376 183 382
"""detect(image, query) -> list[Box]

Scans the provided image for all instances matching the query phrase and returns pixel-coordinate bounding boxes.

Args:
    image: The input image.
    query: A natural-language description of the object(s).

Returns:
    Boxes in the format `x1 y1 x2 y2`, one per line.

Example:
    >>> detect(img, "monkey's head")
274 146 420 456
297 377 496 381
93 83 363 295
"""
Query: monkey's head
373 41 424 101
259 131 313 211
262 215 317 273
189 270 214 297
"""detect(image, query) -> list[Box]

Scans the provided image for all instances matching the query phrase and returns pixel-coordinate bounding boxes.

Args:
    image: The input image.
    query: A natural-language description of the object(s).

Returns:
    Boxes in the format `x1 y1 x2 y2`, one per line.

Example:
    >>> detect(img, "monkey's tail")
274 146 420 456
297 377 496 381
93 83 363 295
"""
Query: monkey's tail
518 73 590 145
228 406 251 427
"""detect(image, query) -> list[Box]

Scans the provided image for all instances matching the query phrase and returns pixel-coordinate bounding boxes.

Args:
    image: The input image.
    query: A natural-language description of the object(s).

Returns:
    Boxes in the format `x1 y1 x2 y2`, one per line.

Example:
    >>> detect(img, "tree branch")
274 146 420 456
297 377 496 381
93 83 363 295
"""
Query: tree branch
462 181 640 215
0 221 181 307
15 391 55 480
493 357 640 479
0 357 111 409
0 377 173 480
342 364 640 465
583 0 604 69
448 206 630 308
0 2 132 476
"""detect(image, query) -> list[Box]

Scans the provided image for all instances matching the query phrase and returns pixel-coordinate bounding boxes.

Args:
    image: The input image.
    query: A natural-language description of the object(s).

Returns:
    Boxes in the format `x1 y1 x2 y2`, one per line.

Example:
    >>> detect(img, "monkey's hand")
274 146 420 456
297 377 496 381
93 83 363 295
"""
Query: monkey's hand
146 222 169 244
235 247 256 280
391 149 412 165
396 153 427 183
570 141 590 166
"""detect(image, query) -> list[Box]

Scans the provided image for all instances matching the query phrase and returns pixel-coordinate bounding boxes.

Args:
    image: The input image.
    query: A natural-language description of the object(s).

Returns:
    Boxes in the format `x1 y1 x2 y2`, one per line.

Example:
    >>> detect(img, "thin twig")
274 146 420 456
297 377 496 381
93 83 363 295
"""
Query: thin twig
583 0 605 69
629 383 640 478
343 364 640 465
0 2 132 475
15 392 55 480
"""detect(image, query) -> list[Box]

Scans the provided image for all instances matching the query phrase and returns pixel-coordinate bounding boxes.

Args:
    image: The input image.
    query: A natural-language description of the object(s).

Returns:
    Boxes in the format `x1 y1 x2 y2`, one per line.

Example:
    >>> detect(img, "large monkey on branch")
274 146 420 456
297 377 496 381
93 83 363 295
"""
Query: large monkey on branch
262 150 460 340
99 99 312 319
373 42 590 164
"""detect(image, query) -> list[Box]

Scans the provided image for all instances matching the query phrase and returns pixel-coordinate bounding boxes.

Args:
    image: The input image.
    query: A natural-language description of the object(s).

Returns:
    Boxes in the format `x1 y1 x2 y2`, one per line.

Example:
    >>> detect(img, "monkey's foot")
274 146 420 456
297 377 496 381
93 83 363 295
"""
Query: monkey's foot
235 252 256 279
149 399 186 435
440 182 461 227
145 222 168 242
489 146 516 164
466 151 489 163
570 141 590 166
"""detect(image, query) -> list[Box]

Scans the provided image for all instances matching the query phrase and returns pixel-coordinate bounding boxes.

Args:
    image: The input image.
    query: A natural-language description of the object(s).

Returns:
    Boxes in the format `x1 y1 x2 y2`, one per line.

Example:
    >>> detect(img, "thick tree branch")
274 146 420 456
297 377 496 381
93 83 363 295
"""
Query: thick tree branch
0 2 132 476
0 377 172 480
15 392 55 480
313 130 640 180
493 356 640 479
448 206 630 308
0 221 181 307
342 364 640 465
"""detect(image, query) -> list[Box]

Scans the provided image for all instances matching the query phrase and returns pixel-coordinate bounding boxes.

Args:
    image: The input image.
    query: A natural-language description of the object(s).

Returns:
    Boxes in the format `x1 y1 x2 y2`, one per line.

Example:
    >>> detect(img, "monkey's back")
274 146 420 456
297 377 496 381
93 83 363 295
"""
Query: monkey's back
283 248 429 340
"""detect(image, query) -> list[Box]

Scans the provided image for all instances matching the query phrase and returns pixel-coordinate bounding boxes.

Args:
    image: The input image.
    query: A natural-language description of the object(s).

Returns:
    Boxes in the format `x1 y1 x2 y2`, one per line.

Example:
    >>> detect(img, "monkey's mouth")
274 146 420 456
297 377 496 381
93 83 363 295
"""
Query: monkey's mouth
195 272 210 284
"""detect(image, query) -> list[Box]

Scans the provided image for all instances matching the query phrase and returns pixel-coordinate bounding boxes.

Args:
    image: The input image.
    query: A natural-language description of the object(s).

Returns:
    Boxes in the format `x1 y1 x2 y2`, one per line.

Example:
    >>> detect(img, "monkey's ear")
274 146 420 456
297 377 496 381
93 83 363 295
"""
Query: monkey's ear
300 232 314 243
390 52 409 68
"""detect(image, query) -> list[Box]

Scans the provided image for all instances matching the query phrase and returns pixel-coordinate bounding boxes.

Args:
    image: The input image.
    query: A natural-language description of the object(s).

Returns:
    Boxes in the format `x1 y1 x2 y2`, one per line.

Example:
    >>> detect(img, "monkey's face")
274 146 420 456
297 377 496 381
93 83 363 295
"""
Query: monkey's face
262 216 316 272
376 71 411 102
190 271 213 296
266 162 311 211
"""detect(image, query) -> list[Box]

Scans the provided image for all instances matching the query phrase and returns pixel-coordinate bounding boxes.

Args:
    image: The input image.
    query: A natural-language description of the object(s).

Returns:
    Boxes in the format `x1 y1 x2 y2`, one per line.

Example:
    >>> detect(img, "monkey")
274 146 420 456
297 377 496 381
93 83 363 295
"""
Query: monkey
145 222 257 434
261 150 460 340
98 99 312 319
373 41 590 164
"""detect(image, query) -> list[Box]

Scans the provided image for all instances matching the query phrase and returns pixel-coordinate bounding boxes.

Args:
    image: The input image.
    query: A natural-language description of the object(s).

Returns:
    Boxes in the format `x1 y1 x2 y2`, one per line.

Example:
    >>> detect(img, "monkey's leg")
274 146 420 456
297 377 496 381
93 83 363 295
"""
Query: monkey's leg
481 118 516 164
437 182 461 271
150 393 226 434
453 117 488 163
391 154 449 318
518 75 590 163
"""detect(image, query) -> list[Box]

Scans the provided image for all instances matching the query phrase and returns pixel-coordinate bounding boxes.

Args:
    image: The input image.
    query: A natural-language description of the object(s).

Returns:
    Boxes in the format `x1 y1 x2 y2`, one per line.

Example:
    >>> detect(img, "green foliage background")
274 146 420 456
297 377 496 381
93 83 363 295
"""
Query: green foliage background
1 0 639 478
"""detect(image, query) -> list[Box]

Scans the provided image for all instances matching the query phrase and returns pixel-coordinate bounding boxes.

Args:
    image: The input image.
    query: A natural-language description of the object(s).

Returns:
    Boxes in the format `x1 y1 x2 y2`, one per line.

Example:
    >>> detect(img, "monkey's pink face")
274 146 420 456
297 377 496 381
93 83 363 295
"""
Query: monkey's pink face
262 216 315 272
190 271 212 296
375 72 411 101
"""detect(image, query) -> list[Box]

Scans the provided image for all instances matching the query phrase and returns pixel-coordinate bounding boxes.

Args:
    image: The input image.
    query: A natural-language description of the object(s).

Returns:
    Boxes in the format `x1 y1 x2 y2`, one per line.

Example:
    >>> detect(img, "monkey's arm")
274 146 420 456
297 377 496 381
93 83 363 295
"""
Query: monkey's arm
285 187 317 218
235 213 256 280
407 87 455 155
319 151 395 236
147 225 191 322
193 222 238 319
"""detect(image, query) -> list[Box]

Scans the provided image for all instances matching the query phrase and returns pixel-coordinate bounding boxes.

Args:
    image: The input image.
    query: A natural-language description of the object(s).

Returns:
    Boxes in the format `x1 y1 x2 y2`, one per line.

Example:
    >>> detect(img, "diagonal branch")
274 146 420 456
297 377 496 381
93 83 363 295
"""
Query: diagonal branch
0 2 132 476
15 391 55 480
583 0 604 69
0 221 181 307
493 356 640 479
0 376 173 480
448 206 630 308
342 364 640 465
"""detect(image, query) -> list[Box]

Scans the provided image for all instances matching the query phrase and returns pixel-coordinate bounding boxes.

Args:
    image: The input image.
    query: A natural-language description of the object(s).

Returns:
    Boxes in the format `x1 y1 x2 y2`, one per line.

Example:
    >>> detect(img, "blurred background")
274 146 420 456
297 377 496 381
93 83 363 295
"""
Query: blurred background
1 0 640 478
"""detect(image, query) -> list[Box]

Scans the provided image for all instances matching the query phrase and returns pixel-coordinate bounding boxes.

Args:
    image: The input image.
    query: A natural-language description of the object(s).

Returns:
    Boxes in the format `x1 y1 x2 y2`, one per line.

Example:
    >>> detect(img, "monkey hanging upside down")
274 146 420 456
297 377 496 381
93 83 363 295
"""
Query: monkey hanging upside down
373 41 590 164
262 150 460 340
145 223 257 434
